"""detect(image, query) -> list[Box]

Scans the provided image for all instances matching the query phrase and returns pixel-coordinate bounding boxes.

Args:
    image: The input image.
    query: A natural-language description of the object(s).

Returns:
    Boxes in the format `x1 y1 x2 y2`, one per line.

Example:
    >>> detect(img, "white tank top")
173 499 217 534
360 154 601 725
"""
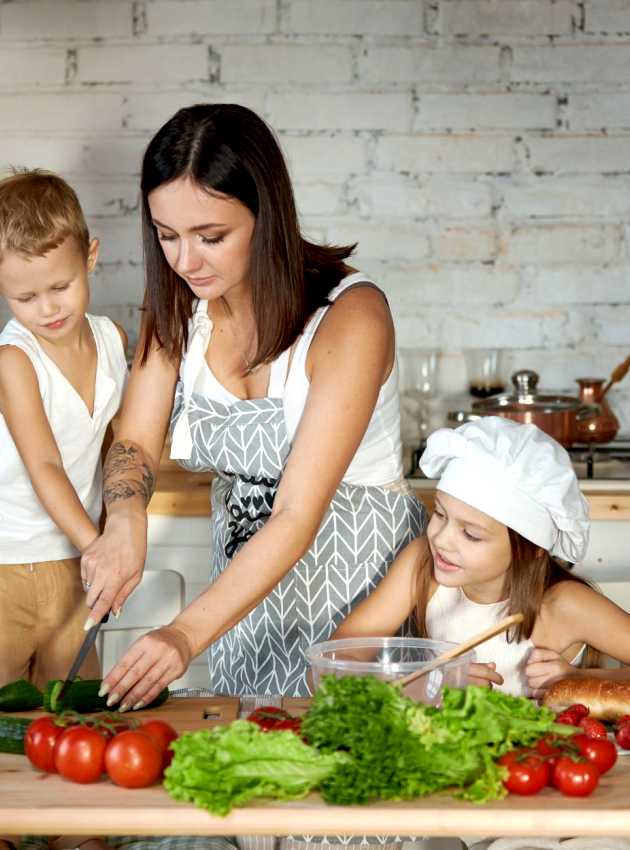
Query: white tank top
426 583 586 697
171 272 404 487
0 314 128 564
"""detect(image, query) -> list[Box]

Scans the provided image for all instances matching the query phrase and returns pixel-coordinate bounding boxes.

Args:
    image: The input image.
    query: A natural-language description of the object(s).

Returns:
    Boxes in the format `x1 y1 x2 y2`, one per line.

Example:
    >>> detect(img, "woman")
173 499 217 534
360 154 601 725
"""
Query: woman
82 103 425 708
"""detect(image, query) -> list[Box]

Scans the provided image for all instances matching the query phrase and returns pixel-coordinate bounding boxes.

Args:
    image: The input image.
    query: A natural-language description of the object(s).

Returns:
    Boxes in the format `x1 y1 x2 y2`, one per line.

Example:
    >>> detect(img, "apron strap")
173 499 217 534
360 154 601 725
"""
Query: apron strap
170 300 213 460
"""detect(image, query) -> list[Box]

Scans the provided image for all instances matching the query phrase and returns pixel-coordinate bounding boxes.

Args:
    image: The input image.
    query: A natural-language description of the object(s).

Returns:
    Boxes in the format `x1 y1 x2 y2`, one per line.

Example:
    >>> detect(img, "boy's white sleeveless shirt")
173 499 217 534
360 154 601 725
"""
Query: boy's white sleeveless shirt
0 314 127 563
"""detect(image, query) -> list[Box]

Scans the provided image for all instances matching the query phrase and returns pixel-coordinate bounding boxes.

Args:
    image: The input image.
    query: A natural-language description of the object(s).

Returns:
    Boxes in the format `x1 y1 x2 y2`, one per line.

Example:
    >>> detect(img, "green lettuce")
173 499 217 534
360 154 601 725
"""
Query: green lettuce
163 719 348 815
164 677 574 814
301 675 572 805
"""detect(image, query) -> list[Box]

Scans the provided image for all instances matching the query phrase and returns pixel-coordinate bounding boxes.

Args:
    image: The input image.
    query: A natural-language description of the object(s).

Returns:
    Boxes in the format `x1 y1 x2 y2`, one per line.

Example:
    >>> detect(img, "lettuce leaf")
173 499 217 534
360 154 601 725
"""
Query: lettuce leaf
301 675 570 805
163 719 347 815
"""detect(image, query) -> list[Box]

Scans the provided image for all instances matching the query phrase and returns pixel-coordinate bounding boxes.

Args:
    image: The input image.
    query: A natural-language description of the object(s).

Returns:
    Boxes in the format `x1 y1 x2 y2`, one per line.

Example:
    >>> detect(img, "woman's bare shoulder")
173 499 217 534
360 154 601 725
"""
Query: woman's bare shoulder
308 284 393 378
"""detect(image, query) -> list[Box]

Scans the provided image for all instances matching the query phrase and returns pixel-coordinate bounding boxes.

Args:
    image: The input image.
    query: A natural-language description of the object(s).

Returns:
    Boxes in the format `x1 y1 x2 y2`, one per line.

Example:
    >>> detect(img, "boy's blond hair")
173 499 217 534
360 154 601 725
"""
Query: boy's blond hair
0 168 90 262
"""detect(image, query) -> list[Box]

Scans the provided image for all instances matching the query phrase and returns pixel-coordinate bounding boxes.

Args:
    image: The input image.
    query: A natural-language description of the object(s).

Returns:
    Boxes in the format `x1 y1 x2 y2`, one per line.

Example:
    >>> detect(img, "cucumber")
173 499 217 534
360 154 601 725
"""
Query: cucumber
0 679 43 712
43 679 169 714
0 716 32 754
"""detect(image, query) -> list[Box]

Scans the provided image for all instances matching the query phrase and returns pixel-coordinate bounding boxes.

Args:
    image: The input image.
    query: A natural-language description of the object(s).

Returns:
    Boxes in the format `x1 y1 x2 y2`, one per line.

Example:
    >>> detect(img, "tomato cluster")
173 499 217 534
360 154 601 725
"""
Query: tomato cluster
246 705 302 734
498 702 619 798
24 713 178 788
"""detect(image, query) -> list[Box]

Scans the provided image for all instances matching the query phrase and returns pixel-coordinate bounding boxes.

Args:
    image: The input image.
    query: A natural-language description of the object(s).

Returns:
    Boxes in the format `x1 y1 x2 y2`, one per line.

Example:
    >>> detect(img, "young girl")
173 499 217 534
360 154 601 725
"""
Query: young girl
334 416 630 698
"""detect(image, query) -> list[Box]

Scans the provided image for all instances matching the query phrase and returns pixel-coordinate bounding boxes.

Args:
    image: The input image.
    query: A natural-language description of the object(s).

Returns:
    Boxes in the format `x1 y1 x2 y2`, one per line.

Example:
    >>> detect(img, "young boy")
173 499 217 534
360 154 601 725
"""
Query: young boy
0 169 128 693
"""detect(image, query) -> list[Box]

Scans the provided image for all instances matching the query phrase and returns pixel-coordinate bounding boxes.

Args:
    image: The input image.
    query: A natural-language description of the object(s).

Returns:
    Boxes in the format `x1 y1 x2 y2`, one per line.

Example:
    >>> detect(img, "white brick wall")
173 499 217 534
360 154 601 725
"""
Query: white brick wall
0 0 628 442
438 1 575 38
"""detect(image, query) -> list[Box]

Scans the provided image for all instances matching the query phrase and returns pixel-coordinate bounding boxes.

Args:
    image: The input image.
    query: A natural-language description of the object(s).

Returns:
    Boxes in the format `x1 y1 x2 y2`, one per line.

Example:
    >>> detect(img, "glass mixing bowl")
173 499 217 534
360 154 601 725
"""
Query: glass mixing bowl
307 636 474 705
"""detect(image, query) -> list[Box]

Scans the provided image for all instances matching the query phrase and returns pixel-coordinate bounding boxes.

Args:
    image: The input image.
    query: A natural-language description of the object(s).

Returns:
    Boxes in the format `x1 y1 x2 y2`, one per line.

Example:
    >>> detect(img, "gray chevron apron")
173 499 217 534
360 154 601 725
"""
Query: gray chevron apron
170 290 426 698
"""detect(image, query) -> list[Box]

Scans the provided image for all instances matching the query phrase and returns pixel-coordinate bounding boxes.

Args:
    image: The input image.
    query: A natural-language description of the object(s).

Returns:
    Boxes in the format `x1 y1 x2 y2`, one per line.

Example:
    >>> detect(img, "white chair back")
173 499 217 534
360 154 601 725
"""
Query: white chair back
98 569 185 676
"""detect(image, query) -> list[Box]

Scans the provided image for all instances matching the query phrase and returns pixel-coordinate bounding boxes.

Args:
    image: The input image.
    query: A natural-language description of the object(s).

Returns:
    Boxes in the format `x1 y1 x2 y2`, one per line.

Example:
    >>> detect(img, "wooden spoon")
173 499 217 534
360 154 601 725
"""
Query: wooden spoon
601 354 630 399
396 612 524 689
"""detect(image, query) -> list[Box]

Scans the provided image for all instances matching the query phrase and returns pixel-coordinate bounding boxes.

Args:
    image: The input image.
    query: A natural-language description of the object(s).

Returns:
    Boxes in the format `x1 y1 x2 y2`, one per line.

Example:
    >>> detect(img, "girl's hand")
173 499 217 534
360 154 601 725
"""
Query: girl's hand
100 625 193 711
467 661 504 688
80 511 148 625
525 647 575 699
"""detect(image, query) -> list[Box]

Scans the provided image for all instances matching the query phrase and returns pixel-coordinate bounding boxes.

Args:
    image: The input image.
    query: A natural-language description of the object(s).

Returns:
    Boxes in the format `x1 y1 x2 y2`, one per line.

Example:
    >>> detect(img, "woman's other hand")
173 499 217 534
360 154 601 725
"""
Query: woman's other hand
467 661 504 688
525 647 575 700
100 625 194 711
81 511 147 625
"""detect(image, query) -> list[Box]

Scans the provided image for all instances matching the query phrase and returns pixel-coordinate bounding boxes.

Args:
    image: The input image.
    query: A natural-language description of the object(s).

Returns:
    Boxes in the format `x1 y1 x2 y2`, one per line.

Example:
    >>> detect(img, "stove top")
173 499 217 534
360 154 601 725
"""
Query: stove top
565 440 630 480
410 439 630 481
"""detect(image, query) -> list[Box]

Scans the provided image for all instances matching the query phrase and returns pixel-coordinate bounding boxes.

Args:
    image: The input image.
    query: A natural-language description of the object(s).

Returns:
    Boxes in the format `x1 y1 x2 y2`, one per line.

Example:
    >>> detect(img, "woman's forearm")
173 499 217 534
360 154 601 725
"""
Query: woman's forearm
103 440 157 516
171 506 317 657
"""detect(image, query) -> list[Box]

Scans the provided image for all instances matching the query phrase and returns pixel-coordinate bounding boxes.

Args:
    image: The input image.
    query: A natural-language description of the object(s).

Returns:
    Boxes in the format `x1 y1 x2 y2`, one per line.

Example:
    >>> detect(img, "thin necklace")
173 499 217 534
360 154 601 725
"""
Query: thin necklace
227 314 256 371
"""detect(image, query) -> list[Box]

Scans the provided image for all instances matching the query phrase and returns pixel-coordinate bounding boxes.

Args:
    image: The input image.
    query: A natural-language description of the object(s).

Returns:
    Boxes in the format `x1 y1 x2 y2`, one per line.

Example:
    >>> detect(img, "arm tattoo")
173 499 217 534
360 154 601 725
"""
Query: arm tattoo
103 441 156 507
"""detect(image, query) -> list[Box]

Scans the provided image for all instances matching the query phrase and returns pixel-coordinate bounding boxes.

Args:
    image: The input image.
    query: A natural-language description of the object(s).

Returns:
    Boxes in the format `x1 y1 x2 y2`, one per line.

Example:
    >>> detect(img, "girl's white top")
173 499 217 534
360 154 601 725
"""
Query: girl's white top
426 583 585 697
0 314 127 563
170 272 404 488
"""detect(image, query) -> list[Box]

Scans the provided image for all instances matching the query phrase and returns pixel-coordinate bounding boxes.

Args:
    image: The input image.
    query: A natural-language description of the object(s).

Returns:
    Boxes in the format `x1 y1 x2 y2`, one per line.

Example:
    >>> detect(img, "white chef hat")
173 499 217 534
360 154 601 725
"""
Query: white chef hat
419 417 590 563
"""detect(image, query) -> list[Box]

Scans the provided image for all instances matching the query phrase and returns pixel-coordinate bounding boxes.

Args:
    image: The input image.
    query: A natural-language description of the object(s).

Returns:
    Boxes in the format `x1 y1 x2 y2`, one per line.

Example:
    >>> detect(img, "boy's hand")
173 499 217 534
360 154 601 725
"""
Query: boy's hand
99 624 193 711
525 647 576 699
80 511 147 625
467 661 504 688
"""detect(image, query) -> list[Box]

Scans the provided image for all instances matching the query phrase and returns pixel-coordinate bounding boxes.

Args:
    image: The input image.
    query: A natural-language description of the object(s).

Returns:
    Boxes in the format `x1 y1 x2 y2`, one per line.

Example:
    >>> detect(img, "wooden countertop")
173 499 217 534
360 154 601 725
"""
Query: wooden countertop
2 696 630 838
149 453 630 520
2 754 630 838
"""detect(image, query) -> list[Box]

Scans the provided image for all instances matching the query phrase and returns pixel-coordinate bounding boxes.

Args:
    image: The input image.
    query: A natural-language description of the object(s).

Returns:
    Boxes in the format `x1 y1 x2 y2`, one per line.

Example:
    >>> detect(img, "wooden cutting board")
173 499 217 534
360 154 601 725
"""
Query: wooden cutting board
7 695 311 734
8 696 241 734
282 697 312 715
134 696 241 731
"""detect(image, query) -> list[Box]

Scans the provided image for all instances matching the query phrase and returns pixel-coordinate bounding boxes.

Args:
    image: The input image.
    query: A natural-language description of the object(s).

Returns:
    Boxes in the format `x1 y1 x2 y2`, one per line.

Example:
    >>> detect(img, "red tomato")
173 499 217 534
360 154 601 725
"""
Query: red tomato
565 703 589 720
86 719 130 741
615 723 630 750
139 720 178 768
617 715 630 726
247 706 293 731
556 710 581 727
498 751 549 795
105 730 163 788
572 734 618 775
274 716 302 734
54 726 107 784
578 716 608 740
535 735 563 757
553 756 600 797
24 716 65 773
535 735 564 782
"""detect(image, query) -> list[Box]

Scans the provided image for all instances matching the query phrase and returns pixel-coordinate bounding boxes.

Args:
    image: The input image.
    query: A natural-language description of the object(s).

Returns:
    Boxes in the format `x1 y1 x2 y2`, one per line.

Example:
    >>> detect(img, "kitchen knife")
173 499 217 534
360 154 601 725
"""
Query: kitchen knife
57 613 109 702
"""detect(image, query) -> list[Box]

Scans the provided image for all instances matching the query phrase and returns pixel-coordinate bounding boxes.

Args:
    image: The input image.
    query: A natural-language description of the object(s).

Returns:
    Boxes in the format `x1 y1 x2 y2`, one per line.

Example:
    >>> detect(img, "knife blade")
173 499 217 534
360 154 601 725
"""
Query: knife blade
57 613 109 702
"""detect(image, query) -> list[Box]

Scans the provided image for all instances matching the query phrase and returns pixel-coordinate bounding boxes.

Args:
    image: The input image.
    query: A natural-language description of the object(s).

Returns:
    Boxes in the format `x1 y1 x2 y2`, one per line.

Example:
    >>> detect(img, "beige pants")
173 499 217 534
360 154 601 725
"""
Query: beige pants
0 557 100 690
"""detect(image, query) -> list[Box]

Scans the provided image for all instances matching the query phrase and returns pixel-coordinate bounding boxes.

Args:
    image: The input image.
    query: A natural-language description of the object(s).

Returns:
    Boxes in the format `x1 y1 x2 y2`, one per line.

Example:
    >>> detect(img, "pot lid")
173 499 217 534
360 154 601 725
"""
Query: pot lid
471 369 583 414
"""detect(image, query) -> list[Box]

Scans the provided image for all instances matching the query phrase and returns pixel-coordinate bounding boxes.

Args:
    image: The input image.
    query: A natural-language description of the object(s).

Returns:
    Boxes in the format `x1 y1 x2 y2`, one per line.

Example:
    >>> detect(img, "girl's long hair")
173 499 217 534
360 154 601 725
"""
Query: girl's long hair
138 103 355 367
414 527 594 645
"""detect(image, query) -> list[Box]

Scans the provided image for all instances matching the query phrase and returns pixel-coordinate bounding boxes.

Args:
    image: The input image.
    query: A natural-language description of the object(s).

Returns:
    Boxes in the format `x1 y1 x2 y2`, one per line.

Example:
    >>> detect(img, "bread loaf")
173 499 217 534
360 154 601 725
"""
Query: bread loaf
543 677 630 721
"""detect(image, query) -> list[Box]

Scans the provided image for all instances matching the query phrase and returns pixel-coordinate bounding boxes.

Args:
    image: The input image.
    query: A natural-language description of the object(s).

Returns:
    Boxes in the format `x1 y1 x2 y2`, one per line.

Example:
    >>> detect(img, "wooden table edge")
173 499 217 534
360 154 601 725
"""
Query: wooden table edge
3 802 630 838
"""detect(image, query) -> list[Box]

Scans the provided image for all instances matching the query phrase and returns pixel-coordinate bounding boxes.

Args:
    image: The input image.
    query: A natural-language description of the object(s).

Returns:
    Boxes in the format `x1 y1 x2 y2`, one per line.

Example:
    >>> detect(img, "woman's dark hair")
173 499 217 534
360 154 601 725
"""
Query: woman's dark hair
414 526 595 646
139 103 355 366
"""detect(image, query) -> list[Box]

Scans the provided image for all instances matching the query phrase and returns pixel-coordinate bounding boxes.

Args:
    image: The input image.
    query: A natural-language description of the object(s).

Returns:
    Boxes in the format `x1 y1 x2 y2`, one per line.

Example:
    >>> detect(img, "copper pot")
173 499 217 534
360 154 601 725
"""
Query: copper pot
470 370 599 447
573 378 619 443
